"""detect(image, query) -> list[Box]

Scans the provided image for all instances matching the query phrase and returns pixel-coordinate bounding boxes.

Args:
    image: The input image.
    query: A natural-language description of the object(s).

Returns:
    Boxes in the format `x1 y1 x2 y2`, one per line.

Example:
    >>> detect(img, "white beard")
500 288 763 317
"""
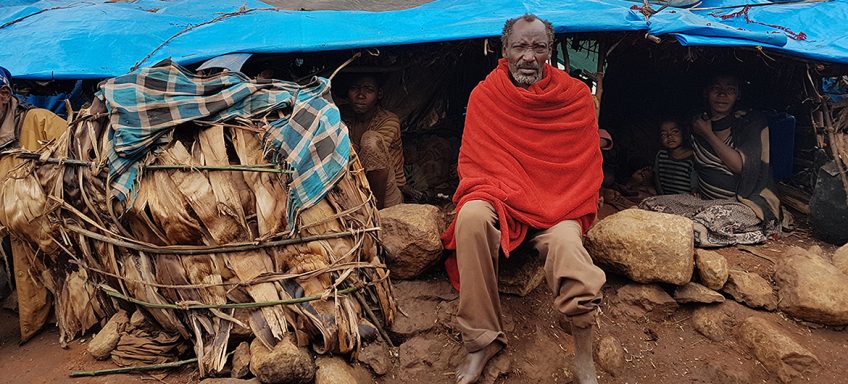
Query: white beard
512 71 542 86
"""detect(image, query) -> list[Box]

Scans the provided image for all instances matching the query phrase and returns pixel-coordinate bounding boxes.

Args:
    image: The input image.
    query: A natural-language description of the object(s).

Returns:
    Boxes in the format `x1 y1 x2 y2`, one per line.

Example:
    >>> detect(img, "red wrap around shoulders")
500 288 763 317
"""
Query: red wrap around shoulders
442 59 603 288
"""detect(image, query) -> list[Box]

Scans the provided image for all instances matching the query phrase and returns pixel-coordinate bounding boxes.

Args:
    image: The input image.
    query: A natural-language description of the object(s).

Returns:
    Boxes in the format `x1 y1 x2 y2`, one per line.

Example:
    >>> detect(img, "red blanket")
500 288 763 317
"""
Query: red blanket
443 59 603 287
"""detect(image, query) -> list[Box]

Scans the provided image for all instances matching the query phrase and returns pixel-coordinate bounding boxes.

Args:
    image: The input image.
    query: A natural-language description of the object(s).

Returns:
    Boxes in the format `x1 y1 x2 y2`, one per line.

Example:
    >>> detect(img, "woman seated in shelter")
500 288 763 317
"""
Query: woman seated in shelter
639 73 786 247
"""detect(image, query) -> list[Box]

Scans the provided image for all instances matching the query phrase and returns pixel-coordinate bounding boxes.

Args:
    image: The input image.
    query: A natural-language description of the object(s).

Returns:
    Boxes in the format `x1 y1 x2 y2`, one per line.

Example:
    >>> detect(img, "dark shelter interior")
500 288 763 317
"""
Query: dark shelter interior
14 34 846 242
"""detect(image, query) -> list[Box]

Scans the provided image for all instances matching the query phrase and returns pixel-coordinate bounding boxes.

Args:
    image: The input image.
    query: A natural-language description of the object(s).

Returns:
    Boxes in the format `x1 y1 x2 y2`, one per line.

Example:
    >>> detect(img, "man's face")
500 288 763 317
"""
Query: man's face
504 19 551 88
706 76 739 116
659 121 683 150
0 87 11 116
347 77 380 115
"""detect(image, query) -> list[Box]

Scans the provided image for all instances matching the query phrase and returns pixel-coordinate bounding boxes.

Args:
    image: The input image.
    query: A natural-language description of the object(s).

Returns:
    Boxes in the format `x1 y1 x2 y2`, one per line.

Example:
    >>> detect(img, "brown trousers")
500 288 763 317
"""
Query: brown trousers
455 200 606 352
359 131 403 207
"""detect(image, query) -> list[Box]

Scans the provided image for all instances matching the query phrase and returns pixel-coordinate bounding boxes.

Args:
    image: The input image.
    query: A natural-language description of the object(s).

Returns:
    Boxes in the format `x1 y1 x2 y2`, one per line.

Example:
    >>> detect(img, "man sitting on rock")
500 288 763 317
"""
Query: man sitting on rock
341 73 406 209
442 15 606 384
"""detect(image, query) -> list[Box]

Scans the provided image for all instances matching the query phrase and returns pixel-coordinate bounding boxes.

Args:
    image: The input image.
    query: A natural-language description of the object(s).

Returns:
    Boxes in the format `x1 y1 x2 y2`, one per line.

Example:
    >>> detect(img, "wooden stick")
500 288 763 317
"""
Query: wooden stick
821 100 848 205
6 151 293 173
144 164 290 174
354 291 395 348
737 246 776 264
67 225 379 255
100 284 362 310
69 357 198 377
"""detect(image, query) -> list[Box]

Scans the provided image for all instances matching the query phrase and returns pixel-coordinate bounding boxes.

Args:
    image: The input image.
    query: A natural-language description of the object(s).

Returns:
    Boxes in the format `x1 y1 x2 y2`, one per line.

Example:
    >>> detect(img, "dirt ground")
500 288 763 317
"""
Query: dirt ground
1 223 846 384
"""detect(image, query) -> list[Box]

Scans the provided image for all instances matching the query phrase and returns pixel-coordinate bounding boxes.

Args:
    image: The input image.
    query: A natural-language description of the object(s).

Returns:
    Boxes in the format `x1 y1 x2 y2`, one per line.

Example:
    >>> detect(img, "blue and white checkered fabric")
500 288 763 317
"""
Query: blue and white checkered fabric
98 60 349 226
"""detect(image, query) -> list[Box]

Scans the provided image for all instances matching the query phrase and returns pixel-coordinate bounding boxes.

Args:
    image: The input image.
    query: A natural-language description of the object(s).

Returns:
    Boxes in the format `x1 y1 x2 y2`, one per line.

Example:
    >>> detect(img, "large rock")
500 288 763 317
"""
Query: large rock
695 250 729 290
834 244 848 276
315 357 357 384
250 337 315 384
594 336 625 377
673 282 725 304
379 204 444 279
357 341 392 376
691 304 740 341
739 317 820 383
391 280 456 337
615 284 678 320
498 251 546 296
200 379 260 384
231 341 251 379
722 270 776 310
586 209 694 285
774 247 848 325
88 310 129 360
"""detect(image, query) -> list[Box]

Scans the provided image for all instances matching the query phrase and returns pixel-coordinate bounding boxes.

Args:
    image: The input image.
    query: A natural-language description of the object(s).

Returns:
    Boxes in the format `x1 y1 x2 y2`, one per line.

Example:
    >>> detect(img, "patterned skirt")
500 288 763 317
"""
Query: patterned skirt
638 193 773 247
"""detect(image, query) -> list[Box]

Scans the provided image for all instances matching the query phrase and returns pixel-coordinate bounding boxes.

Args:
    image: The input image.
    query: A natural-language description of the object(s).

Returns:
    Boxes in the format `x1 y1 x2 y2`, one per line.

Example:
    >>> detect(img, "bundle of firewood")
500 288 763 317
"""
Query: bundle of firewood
0 98 395 376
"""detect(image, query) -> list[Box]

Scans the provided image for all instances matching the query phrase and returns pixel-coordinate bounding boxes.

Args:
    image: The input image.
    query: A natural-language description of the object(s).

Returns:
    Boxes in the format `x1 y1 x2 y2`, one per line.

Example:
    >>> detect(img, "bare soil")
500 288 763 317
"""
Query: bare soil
1 227 846 384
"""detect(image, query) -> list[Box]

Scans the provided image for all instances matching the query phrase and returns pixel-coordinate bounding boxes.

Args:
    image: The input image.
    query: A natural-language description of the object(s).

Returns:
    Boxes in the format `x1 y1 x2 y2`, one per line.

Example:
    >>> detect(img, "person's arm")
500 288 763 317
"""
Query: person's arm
692 117 743 174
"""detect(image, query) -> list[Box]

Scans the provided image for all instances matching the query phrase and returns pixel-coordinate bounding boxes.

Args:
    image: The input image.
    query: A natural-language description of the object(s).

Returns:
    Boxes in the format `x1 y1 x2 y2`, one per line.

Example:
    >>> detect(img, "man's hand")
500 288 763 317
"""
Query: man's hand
692 114 714 138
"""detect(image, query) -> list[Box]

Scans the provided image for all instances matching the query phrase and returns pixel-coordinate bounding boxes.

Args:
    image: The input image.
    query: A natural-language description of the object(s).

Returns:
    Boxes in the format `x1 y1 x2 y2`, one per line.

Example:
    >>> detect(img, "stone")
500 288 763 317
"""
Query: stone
615 284 678 320
498 251 546 296
831 243 848 276
379 204 444 279
357 341 391 376
398 334 463 373
392 279 457 302
691 304 739 341
315 357 357 384
87 310 129 360
594 336 625 376
695 249 729 290
390 299 439 337
739 317 820 383
722 270 776 310
200 379 260 384
673 282 725 304
249 337 315 384
703 360 752 384
390 280 457 337
231 341 250 379
586 209 694 285
774 247 848 325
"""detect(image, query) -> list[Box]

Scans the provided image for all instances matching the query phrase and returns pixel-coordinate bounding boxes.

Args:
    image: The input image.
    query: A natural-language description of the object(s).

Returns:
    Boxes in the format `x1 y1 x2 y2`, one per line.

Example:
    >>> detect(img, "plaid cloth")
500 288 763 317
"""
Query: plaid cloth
98 60 349 225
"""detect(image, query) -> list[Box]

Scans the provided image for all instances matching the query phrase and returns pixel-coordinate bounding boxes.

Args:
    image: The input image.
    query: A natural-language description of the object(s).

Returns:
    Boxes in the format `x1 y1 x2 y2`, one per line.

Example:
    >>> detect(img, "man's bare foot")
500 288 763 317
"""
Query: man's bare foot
455 341 503 384
572 324 599 384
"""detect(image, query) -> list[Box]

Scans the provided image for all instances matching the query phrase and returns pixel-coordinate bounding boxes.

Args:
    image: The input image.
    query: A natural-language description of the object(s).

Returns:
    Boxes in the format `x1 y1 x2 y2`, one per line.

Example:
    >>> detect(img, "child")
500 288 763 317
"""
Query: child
654 118 697 195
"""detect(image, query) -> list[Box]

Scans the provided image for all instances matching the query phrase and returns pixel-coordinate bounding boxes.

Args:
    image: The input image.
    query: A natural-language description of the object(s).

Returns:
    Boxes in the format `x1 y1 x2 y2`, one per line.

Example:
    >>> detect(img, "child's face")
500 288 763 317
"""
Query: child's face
659 122 684 150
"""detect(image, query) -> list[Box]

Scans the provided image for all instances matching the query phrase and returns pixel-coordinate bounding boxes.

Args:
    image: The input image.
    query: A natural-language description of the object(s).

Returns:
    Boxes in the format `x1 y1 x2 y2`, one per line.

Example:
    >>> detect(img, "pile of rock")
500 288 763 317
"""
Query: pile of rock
370 204 848 384
582 209 848 383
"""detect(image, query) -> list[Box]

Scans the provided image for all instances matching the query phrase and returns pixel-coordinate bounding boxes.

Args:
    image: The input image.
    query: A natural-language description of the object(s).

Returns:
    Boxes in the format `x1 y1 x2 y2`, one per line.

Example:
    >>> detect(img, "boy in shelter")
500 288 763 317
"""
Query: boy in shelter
654 117 697 195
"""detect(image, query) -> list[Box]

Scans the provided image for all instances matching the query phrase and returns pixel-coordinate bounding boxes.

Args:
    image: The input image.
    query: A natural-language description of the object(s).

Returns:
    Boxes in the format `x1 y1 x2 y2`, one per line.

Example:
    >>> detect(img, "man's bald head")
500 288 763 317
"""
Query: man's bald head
501 14 554 50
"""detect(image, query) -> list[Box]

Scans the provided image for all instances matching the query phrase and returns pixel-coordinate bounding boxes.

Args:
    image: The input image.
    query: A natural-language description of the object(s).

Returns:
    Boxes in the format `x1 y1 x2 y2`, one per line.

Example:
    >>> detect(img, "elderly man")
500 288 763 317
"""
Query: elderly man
341 73 406 208
442 15 605 384
0 67 67 342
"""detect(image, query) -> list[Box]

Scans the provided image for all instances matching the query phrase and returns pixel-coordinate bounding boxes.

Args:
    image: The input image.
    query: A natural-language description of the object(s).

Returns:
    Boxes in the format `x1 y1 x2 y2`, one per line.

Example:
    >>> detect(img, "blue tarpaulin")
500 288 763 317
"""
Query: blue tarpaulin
0 0 846 79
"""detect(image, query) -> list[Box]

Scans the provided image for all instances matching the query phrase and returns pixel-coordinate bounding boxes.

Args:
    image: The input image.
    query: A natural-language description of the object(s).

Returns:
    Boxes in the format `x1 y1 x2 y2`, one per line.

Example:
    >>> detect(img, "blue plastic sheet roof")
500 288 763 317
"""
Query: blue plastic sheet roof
1 0 846 79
